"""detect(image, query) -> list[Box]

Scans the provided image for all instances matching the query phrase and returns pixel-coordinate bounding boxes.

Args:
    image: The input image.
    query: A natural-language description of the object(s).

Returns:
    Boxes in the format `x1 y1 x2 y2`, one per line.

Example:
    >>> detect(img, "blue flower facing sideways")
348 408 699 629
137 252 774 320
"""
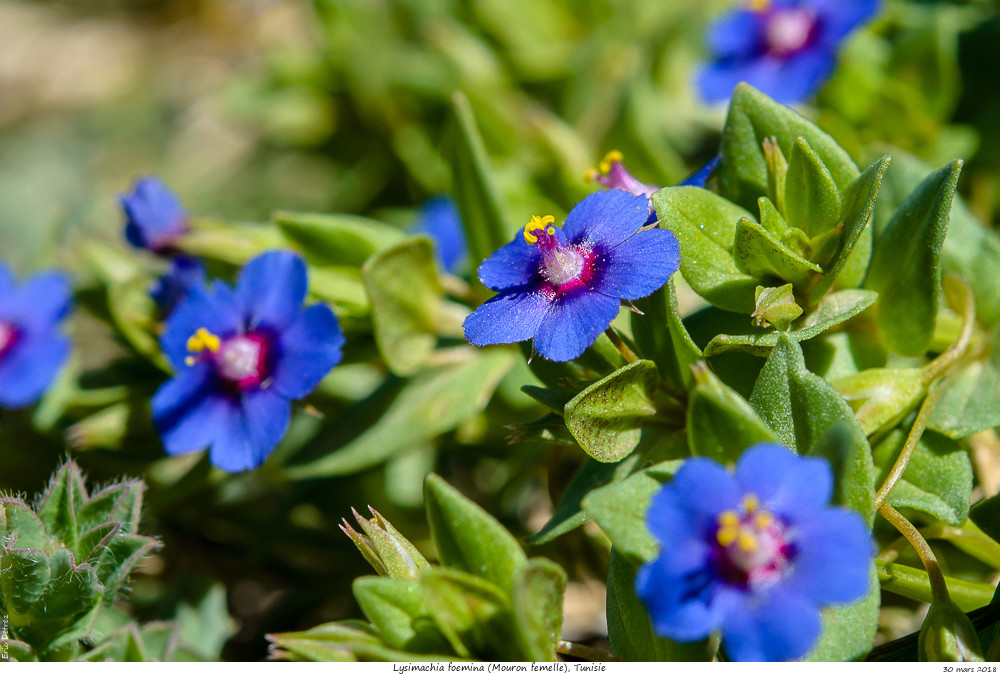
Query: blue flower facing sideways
412 197 468 273
121 176 189 253
152 251 344 472
151 256 206 317
697 0 880 104
462 190 679 362
637 443 872 661
0 263 72 408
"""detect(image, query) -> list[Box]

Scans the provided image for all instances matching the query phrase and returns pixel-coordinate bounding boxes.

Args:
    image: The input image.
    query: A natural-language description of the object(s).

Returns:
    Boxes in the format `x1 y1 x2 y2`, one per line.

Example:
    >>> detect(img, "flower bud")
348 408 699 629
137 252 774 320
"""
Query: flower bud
918 600 984 662
340 506 429 580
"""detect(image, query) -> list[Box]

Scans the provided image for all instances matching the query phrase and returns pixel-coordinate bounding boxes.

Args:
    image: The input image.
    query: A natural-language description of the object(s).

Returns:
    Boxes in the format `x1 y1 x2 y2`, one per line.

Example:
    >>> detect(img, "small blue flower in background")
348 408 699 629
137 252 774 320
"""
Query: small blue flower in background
412 197 468 273
697 0 880 104
463 190 679 362
120 177 189 253
0 263 72 408
150 256 206 317
152 251 344 472
637 443 872 661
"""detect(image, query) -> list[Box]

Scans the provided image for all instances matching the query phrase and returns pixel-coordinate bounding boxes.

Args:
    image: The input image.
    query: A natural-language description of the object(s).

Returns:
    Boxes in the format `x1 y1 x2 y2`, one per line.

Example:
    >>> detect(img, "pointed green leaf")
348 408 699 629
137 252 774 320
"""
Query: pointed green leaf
752 284 803 331
630 278 702 391
734 217 823 286
652 186 758 313
785 137 841 238
424 474 526 592
42 549 100 621
94 533 160 602
275 211 405 267
757 196 789 238
419 568 515 660
833 367 928 436
0 498 47 550
866 160 963 356
174 583 235 660
37 461 87 551
564 360 660 462
877 560 992 612
511 558 566 662
353 577 450 653
929 329 1000 438
687 365 777 465
1 548 52 619
75 523 118 563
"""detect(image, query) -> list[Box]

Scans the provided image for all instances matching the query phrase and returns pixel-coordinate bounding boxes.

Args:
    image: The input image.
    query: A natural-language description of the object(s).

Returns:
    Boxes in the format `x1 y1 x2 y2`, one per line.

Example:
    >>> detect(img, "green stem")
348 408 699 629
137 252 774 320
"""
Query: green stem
878 503 950 604
556 640 620 662
874 383 944 510
604 328 639 364
876 560 994 612
923 275 976 382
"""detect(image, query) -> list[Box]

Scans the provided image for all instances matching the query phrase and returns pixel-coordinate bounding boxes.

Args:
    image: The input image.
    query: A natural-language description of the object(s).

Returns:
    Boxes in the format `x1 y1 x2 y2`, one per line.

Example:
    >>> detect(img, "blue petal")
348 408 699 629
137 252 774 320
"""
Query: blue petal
208 389 290 472
477 236 543 291
532 289 620 362
237 251 308 332
735 443 832 517
679 155 722 188
152 364 232 456
670 457 742 520
413 197 468 273
813 0 880 44
272 304 345 399
637 549 736 642
721 586 822 661
563 190 651 250
160 280 244 370
786 508 872 605
0 271 72 332
697 46 836 104
120 177 187 251
592 228 680 300
0 334 70 408
646 485 702 544
464 289 552 348
151 257 206 315
0 262 15 296
707 9 766 61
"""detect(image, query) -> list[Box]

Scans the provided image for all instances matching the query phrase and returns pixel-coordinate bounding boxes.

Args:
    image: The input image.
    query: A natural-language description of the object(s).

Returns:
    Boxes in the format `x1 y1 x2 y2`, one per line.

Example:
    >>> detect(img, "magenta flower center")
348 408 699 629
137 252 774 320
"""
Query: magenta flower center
0 321 18 358
186 328 271 390
523 216 597 296
765 8 817 56
714 494 794 588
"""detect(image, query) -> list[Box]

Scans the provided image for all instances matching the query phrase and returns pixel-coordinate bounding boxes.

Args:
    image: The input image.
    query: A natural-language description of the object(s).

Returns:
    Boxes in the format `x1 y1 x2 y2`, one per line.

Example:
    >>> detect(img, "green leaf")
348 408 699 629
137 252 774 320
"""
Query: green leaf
353 577 450 653
275 211 405 267
805 564 880 661
2 638 36 662
606 549 715 661
107 277 162 362
758 196 789 239
719 83 859 213
652 186 758 313
1 548 52 620
1 497 47 550
77 481 143 535
687 365 777 465
419 567 516 660
929 331 1000 438
704 289 876 357
785 137 841 238
446 91 511 271
832 367 928 436
94 533 159 602
287 350 514 478
424 474 526 593
174 583 236 660
630 278 702 391
750 336 875 524
267 622 458 662
876 560 992 612
752 284 803 331
866 160 963 356
511 558 566 662
363 236 443 376
734 217 822 286
582 461 681 564
42 549 99 622
872 427 973 525
563 360 659 462
36 461 86 552
806 154 891 304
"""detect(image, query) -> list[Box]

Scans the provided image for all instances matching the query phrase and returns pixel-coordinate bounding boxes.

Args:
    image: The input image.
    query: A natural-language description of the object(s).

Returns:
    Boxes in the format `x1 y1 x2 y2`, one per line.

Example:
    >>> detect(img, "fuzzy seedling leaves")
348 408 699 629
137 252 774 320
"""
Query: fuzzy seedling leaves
363 236 443 376
564 360 659 462
419 567 516 660
805 564 880 662
785 137 842 238
424 474 526 593
582 461 681 565
275 211 405 267
872 426 973 525
1 548 52 619
76 481 144 535
606 549 715 662
353 577 450 654
511 558 566 662
719 84 859 213
446 91 511 272
652 186 758 313
806 154 890 304
1 498 47 550
866 160 963 356
36 462 86 550
733 217 822 287
687 365 777 465
630 278 702 391
42 549 100 621
94 533 160 603
832 367 928 436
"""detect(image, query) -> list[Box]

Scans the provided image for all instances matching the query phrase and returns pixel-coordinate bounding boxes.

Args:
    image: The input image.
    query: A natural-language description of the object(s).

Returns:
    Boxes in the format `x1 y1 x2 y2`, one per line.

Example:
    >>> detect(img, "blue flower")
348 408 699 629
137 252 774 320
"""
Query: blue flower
462 190 680 362
120 177 189 253
150 257 206 316
697 0 880 104
412 197 468 273
151 251 344 472
636 443 872 661
0 263 72 408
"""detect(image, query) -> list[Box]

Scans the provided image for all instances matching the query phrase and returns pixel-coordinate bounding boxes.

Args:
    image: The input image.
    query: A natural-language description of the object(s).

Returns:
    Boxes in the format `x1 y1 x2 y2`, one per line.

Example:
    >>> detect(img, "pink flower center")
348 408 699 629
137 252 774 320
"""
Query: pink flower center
185 328 271 390
0 321 17 358
765 8 817 56
522 216 597 296
714 494 794 588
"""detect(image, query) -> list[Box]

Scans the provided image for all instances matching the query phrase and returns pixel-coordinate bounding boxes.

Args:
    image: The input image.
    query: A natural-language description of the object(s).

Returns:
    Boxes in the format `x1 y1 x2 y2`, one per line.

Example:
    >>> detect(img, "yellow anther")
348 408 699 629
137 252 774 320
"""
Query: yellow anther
598 150 624 174
749 0 769 12
742 493 760 513
186 327 220 355
738 529 758 552
584 168 600 183
754 512 774 529
718 510 740 527
185 356 197 366
716 524 739 547
523 215 556 245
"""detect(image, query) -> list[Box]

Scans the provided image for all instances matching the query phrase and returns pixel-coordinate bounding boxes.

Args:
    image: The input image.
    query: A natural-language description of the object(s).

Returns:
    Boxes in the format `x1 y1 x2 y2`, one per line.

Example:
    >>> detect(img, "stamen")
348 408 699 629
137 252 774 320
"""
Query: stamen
598 150 624 175
755 512 774 529
742 494 760 513
186 327 220 354
749 0 769 12
719 510 739 527
738 530 758 552
717 525 739 547
523 215 556 245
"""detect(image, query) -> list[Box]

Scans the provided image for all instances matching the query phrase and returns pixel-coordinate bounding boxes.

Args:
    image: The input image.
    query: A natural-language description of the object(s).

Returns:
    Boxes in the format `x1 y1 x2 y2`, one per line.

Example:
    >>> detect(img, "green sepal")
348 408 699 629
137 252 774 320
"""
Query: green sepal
919 600 985 662
752 284 803 331
1 548 53 621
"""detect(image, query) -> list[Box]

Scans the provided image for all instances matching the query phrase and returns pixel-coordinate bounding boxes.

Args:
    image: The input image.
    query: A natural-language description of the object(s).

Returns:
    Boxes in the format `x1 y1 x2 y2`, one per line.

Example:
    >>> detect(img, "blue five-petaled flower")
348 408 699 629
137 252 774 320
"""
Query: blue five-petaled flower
121 177 189 253
462 190 680 362
0 263 72 408
697 0 880 105
151 251 344 472
637 443 872 662
412 197 468 274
